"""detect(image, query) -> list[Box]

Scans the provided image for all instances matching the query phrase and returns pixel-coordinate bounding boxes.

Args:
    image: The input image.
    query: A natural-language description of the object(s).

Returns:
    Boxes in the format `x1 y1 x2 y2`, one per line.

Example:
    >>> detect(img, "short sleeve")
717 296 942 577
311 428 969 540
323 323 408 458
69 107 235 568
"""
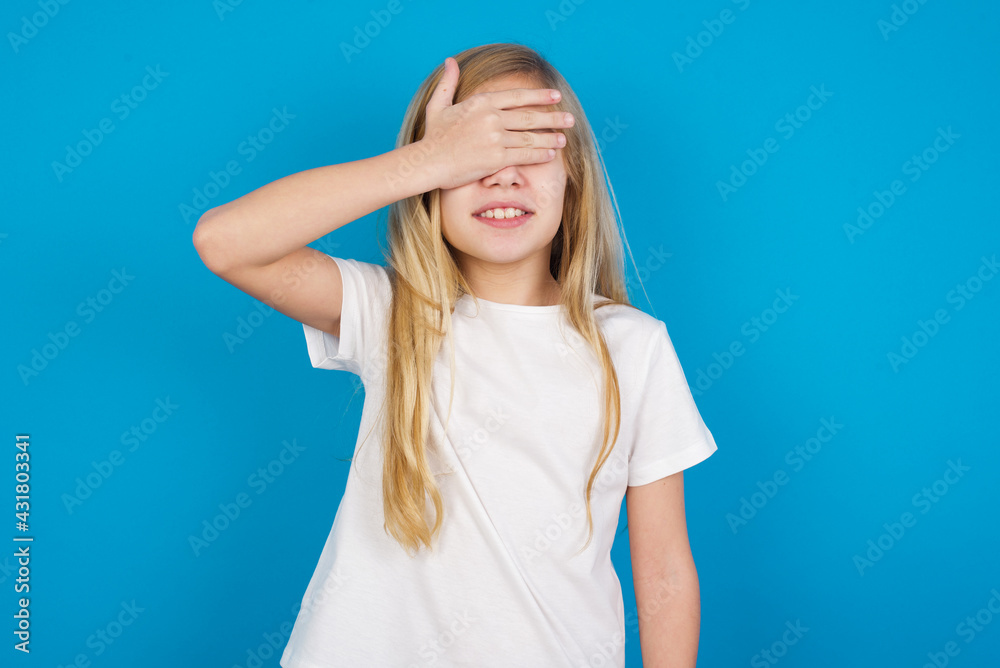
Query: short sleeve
301 255 391 382
627 320 718 487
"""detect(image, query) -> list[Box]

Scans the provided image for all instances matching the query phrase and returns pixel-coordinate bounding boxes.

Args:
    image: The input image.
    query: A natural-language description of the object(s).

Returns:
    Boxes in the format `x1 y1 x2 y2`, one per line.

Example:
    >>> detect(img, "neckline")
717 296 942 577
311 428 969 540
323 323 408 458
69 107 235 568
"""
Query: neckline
456 292 605 314
458 293 563 313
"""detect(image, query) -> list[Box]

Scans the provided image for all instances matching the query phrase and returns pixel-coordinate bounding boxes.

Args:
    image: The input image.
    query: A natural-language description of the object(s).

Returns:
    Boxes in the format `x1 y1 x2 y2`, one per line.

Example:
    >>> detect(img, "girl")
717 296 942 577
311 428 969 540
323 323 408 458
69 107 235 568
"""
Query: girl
194 43 717 668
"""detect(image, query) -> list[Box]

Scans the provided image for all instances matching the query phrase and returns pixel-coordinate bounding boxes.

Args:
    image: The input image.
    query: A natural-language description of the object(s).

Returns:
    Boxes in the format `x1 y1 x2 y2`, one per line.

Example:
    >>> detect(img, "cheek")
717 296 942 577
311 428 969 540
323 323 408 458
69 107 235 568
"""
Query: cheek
439 212 457 241
440 190 475 222
537 174 568 211
439 197 461 228
540 158 568 188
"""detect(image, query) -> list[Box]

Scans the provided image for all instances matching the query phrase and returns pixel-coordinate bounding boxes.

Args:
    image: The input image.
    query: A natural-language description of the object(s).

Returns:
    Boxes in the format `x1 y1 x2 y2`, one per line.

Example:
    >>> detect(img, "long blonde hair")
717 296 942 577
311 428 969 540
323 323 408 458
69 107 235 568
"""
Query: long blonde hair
362 43 644 557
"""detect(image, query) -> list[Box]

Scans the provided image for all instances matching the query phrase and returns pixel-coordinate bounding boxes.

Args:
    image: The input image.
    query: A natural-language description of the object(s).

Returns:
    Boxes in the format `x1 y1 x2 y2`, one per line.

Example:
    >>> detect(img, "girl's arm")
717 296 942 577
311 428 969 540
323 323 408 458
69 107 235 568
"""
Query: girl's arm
191 140 439 338
192 58 568 338
625 472 702 668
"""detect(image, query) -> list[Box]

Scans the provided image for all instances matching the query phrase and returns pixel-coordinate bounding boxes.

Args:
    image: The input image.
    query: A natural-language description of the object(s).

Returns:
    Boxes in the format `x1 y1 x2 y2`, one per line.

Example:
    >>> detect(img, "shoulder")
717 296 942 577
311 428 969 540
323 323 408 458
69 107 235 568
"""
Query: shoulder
593 298 665 344
588 299 673 372
337 257 390 283
332 257 392 303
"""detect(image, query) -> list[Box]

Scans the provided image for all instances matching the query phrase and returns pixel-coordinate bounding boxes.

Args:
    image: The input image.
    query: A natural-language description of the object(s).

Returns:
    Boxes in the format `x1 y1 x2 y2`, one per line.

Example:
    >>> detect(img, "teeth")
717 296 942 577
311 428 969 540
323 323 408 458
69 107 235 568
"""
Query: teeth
478 207 527 219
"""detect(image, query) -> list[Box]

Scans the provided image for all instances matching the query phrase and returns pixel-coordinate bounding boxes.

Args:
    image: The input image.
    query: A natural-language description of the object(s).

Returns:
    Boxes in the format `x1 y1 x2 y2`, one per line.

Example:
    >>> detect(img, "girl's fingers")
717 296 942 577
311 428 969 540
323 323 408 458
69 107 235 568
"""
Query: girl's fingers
498 109 574 133
426 57 459 112
502 129 567 150
485 87 563 111
508 147 559 165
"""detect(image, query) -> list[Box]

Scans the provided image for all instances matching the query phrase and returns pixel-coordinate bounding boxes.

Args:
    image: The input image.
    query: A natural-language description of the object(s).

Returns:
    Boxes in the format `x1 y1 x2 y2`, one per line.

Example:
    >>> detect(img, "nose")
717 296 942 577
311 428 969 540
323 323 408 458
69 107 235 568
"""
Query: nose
482 163 525 187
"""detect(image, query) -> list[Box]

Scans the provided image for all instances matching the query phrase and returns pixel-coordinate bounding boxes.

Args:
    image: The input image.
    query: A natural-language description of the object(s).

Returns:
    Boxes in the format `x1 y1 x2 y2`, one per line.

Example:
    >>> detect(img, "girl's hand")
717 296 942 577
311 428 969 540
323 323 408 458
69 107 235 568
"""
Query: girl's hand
422 56 574 191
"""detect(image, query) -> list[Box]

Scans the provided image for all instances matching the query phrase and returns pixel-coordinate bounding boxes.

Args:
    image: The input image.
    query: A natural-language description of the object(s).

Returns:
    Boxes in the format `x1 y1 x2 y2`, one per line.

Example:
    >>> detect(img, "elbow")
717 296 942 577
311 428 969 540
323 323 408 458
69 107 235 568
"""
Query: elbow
192 208 229 276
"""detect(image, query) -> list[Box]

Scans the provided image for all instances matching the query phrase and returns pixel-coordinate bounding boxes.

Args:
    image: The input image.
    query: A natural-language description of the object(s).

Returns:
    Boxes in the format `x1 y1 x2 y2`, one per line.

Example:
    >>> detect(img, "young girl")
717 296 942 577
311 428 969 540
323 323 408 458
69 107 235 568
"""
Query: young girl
194 43 717 668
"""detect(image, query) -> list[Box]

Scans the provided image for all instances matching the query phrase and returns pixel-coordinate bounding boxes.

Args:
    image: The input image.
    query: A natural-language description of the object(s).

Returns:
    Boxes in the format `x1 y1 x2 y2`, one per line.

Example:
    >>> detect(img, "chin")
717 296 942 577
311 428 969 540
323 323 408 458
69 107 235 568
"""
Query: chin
462 244 529 264
444 215 557 262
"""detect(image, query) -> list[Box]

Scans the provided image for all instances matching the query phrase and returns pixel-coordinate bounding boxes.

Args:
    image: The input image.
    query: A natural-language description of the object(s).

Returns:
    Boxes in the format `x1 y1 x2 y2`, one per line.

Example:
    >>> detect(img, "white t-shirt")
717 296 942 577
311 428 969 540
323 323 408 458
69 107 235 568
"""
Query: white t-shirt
280 255 718 668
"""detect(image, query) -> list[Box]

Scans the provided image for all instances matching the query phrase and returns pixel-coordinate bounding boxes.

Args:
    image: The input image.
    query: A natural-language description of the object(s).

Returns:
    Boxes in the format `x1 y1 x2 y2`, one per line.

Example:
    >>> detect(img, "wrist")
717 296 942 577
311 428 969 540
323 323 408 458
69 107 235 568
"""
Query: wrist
388 139 443 197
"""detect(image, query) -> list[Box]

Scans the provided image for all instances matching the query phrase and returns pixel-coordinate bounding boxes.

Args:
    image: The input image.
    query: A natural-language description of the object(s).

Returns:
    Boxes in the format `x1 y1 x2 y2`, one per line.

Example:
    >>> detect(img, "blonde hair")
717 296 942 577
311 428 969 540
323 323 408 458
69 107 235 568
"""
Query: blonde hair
362 42 645 557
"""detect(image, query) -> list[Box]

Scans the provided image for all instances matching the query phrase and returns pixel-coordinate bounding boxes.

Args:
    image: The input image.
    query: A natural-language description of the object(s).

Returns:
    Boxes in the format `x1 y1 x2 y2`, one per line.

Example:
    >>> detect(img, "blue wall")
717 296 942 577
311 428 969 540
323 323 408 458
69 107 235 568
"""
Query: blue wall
4 1 998 666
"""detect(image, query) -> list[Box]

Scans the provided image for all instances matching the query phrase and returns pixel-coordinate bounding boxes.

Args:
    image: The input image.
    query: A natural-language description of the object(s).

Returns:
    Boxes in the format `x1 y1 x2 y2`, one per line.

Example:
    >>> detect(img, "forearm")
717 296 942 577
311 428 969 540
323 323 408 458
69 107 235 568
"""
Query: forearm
192 139 439 272
635 562 701 668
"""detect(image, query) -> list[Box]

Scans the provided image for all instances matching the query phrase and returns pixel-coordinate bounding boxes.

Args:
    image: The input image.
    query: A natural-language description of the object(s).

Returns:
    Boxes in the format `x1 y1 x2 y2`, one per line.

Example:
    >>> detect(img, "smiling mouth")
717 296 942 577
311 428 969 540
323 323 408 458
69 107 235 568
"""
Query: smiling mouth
473 211 532 228
473 207 534 219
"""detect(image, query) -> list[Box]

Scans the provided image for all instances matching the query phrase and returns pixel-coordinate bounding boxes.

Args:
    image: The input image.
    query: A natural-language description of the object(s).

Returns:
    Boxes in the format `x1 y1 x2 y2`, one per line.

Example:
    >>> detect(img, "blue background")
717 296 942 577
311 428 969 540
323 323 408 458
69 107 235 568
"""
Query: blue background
4 0 998 666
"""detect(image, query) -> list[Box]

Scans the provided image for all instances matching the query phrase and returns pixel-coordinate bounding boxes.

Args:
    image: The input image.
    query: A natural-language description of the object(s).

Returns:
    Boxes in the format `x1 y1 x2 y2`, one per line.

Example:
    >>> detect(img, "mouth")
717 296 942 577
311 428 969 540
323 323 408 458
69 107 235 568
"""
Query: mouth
472 210 533 228
472 201 534 229
472 201 534 215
